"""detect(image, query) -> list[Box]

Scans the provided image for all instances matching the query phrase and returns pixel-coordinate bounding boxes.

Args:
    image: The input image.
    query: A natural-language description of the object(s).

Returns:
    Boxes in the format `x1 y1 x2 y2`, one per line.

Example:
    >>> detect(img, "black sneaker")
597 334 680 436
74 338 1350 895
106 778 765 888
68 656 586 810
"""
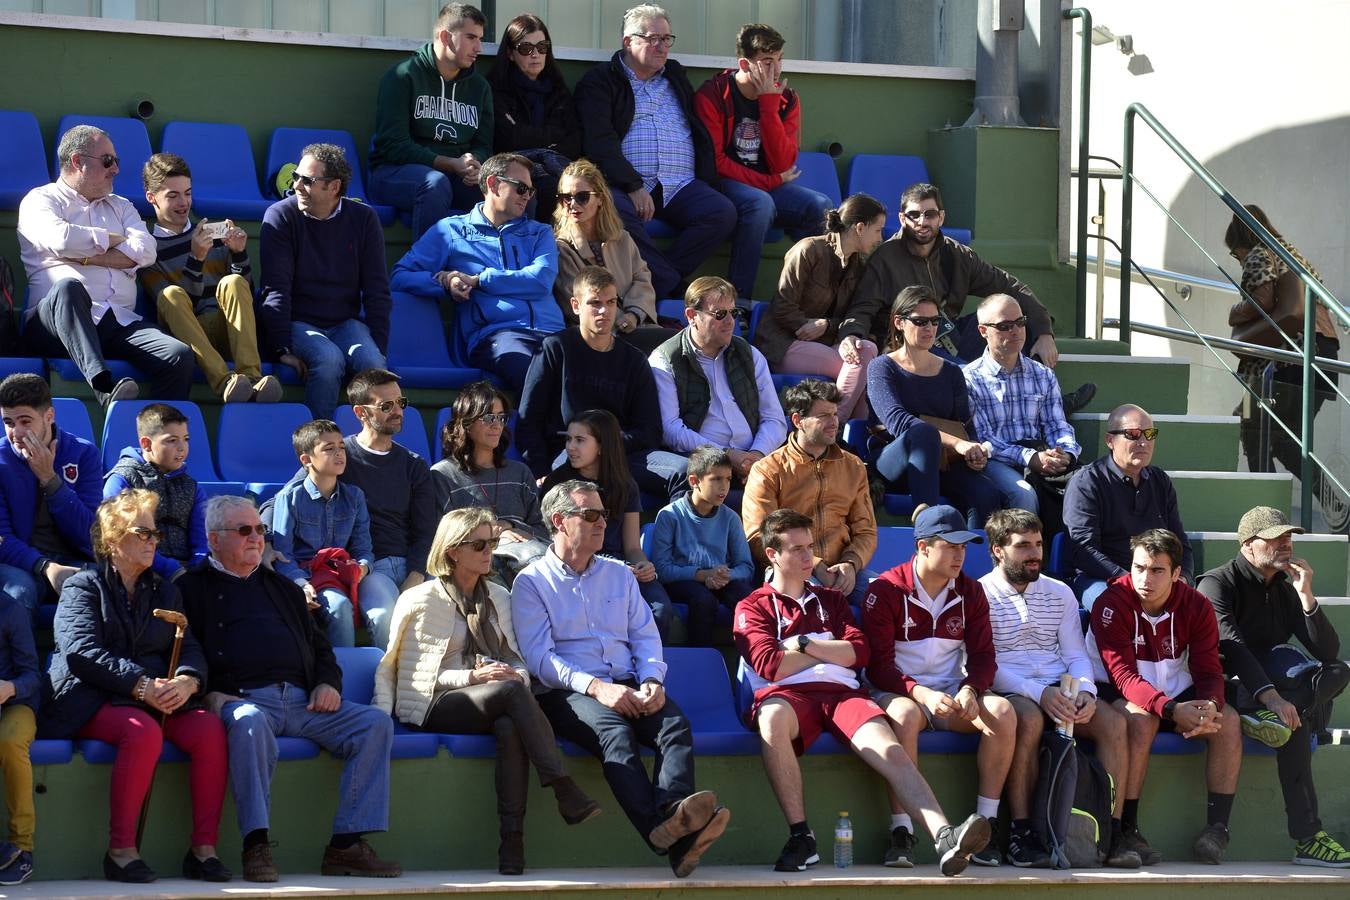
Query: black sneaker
1062 382 1097 417
774 831 820 872
935 813 991 877
1120 824 1162 866
0 850 31 886
1007 825 1053 868
883 826 915 868
1193 823 1230 864
1104 837 1143 869
971 816 1003 867
96 377 139 409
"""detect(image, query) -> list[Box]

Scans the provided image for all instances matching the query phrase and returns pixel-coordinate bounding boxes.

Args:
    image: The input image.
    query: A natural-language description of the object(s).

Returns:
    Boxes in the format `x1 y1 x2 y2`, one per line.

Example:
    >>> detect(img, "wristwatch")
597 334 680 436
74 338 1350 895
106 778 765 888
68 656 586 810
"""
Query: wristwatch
795 633 811 653
1162 699 1177 721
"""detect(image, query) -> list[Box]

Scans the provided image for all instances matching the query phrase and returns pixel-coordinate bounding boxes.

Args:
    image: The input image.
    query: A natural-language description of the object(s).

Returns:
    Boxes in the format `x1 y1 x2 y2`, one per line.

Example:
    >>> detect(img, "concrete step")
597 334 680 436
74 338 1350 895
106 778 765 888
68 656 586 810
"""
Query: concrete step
1072 413 1240 470
1057 337 1131 355
1173 471 1293 532
1191 530 1348 594
1055 353 1190 415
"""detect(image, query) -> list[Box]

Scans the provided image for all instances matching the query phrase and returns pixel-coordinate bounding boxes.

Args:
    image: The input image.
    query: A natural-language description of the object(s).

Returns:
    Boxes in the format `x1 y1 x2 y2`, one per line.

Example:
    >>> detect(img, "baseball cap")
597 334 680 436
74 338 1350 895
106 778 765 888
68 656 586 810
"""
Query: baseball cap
1237 506 1304 544
914 505 983 544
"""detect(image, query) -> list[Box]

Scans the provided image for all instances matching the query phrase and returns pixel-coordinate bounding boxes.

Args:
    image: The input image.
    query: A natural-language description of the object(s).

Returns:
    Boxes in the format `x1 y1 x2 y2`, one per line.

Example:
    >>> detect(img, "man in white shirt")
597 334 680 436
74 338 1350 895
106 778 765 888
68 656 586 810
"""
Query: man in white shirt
17 125 193 406
980 508 1138 869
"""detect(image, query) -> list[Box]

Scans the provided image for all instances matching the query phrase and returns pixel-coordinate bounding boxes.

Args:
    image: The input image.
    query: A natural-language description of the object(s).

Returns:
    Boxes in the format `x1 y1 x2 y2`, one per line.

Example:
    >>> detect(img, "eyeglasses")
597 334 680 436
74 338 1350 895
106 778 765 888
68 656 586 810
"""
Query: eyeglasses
904 315 942 328
456 537 501 552
695 306 735 320
565 508 608 523
291 172 337 189
632 32 677 47
475 412 509 425
362 397 408 414
557 191 594 206
82 153 120 169
215 523 268 537
903 209 942 222
514 39 551 56
127 526 162 543
980 316 1028 332
495 175 536 198
1107 427 1160 442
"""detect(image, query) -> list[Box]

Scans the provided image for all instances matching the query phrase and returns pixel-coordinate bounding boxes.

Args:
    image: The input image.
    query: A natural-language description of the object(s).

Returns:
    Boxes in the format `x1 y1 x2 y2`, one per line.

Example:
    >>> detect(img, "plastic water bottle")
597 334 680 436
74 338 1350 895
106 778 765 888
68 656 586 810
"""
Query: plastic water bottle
834 811 853 868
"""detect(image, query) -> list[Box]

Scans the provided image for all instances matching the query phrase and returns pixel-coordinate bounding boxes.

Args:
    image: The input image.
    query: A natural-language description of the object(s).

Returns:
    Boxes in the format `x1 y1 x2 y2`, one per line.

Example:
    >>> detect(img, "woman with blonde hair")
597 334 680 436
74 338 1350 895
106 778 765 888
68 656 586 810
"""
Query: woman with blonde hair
552 158 675 353
375 507 598 875
42 490 229 883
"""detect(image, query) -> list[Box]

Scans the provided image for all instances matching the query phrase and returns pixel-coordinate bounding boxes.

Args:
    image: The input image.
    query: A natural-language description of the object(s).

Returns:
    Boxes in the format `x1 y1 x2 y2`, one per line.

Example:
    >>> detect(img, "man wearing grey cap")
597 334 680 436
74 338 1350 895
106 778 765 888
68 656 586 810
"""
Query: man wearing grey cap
1197 506 1350 867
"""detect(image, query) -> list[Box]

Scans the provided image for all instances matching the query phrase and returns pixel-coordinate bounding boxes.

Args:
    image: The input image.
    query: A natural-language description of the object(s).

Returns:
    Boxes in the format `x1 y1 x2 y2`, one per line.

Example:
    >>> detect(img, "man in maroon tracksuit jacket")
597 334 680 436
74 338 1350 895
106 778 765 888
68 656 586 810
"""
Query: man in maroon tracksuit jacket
1088 528 1242 866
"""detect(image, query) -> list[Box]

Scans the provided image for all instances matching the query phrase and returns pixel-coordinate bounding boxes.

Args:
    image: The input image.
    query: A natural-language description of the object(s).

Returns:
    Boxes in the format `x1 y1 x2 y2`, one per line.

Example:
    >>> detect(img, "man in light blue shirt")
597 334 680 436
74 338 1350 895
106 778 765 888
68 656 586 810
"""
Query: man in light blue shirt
511 479 730 877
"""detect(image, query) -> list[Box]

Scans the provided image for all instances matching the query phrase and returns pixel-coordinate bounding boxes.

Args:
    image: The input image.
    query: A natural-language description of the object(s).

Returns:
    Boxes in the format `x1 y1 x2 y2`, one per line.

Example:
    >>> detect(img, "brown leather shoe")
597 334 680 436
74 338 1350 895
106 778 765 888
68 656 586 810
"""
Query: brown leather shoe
320 840 401 878
552 775 602 825
670 805 731 878
241 843 278 883
649 790 717 850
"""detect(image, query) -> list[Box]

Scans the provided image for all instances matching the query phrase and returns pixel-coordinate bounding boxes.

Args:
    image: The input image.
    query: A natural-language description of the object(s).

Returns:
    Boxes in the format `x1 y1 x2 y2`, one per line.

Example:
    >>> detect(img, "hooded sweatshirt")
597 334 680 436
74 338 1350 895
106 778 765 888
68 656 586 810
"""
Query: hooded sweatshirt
371 41 494 170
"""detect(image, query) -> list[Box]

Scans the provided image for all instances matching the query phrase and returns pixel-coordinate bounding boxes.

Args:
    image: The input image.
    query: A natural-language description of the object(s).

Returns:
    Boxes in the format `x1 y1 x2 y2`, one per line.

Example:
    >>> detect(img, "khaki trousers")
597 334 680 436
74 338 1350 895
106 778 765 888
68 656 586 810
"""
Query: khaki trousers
156 274 263 391
0 704 36 850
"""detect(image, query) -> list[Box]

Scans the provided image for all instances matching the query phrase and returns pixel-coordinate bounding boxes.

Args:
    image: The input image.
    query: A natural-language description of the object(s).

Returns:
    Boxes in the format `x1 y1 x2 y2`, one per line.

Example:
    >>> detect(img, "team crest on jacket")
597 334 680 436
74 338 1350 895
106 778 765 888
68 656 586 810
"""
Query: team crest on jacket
62 463 78 483
1159 637 1175 657
945 616 964 637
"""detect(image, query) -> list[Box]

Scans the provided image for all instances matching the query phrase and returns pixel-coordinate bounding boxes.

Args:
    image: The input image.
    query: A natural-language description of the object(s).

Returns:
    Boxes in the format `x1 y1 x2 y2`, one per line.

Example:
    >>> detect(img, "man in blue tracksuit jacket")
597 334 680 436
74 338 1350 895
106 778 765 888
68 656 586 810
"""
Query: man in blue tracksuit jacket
0 374 101 616
389 152 560 392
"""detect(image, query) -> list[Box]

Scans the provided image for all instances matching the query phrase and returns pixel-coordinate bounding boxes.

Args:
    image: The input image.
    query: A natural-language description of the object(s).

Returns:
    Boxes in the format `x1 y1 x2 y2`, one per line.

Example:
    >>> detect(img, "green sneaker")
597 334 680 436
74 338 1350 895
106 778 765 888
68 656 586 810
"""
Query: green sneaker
1240 709 1293 749
1294 831 1350 868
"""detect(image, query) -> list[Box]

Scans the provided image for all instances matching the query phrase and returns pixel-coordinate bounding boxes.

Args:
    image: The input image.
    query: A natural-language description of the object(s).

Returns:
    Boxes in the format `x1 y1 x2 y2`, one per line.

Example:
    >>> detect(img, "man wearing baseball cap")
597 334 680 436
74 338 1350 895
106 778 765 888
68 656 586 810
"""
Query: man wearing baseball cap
862 505 1015 867
1197 507 1350 867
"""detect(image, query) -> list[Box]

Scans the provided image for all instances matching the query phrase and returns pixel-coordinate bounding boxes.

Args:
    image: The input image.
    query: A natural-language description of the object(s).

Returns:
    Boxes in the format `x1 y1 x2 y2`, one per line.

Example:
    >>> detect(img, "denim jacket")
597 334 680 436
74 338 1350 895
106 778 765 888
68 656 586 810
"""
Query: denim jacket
270 476 374 584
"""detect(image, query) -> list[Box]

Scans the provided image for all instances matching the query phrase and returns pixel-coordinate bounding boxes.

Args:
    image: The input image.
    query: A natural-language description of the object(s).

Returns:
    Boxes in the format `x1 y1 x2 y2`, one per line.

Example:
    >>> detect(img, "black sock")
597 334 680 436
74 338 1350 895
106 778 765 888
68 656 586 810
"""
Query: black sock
1122 799 1140 830
91 372 114 394
1012 817 1032 834
329 832 362 850
789 820 811 838
1206 792 1235 828
243 829 269 851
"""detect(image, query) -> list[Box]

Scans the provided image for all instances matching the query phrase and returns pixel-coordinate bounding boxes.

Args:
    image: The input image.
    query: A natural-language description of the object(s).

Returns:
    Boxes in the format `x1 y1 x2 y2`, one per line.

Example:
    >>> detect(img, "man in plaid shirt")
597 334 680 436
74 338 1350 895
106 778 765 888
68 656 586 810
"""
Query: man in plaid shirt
962 295 1081 519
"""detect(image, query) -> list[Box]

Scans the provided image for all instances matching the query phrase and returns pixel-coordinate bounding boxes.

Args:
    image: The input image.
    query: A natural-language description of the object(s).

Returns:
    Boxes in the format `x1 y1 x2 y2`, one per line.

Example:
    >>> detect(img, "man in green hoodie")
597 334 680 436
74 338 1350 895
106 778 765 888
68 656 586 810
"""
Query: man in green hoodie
370 3 494 239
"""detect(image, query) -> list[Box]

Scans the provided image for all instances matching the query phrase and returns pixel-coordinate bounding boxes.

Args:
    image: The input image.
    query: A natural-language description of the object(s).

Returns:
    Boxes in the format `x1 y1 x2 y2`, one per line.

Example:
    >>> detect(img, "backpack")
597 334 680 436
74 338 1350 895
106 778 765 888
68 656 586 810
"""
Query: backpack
1031 730 1114 868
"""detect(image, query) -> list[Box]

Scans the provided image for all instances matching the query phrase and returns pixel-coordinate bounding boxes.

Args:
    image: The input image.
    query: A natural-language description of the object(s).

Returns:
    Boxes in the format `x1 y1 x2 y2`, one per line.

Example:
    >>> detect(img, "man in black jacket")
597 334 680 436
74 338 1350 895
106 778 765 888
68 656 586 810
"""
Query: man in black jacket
574 4 735 298
1197 506 1350 867
178 496 399 883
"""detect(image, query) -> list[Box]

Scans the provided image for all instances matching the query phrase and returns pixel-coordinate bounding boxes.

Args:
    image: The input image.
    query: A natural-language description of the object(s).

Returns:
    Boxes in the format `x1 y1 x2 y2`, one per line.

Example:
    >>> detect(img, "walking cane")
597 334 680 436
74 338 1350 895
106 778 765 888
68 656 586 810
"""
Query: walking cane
134 609 189 849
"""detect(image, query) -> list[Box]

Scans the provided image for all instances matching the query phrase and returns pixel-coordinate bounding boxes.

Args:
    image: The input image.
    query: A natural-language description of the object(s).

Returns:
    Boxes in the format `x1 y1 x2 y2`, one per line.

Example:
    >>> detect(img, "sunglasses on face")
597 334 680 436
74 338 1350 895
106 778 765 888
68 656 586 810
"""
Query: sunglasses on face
980 316 1028 332
903 315 942 328
127 526 162 543
1108 427 1160 442
566 508 608 523
496 175 537 198
456 537 501 552
695 306 735 320
514 39 551 56
216 524 268 537
83 153 119 169
903 209 942 222
291 172 337 189
475 412 509 425
557 191 594 206
362 397 408 414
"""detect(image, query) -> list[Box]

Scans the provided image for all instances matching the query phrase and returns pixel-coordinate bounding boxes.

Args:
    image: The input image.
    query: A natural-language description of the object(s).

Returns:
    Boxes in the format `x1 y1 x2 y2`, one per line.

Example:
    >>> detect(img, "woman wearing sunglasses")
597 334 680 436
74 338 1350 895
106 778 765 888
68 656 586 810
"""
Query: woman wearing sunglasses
552 159 674 354
375 506 599 875
866 286 1003 529
487 14 582 222
42 490 229 883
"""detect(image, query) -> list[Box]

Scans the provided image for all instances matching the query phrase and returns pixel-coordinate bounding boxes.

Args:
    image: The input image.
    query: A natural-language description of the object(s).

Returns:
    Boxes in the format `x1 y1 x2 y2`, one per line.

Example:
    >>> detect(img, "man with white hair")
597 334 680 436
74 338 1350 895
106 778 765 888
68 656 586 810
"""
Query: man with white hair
17 124 193 406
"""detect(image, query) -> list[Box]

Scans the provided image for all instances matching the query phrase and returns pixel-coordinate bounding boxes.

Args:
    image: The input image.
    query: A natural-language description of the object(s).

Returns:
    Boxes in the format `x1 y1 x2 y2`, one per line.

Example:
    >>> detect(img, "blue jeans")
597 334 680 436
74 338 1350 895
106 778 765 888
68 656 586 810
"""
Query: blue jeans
290 319 387 419
980 459 1040 513
361 558 404 650
219 682 393 836
368 163 481 240
639 579 673 645
611 180 736 299
665 577 755 647
467 327 549 395
320 565 399 650
720 179 831 299
872 421 1001 528
1073 576 1110 612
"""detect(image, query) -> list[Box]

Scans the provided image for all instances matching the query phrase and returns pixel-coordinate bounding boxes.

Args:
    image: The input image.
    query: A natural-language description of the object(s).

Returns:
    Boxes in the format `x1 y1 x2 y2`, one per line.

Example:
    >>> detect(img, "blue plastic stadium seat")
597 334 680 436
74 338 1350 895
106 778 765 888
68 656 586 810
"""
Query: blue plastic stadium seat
198 481 250 499
771 373 811 392
53 115 154 215
387 291 489 386
846 154 930 238
945 227 972 246
794 151 843 207
160 121 272 220
873 526 916 571
46 358 145 389
0 110 51 209
333 646 438 759
80 738 189 764
0 358 46 381
265 127 394 224
840 419 869 459
749 300 769 343
50 397 97 449
1048 532 1070 578
30 739 74 766
101 399 220 481
216 403 313 494
334 404 432 462
666 647 759 755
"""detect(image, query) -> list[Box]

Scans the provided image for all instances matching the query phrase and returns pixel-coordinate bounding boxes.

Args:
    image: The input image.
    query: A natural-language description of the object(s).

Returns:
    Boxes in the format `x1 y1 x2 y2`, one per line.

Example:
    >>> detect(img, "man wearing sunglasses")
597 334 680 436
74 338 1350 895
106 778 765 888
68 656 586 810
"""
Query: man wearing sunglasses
574 4 736 299
18 124 194 407
1063 404 1193 609
258 144 391 419
370 3 493 239
390 153 561 393
512 480 731 877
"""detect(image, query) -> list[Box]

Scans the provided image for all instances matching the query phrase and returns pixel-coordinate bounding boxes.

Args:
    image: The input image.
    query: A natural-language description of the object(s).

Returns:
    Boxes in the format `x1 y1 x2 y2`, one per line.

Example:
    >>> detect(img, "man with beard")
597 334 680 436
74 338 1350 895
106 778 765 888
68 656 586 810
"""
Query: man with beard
980 508 1138 868
1197 506 1350 867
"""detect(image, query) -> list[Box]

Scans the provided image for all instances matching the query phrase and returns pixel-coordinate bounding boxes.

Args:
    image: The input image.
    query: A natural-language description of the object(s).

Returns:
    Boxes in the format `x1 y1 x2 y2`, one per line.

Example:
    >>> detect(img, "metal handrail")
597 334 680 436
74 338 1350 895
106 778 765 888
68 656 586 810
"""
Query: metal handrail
1100 319 1350 376
1064 8 1093 336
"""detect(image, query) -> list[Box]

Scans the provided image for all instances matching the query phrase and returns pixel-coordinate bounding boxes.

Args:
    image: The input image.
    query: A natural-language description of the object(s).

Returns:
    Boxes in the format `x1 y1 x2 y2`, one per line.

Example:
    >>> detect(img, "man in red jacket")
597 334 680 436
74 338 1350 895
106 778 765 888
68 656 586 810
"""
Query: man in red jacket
734 509 989 875
694 23 831 300
1087 528 1242 866
863 505 1015 867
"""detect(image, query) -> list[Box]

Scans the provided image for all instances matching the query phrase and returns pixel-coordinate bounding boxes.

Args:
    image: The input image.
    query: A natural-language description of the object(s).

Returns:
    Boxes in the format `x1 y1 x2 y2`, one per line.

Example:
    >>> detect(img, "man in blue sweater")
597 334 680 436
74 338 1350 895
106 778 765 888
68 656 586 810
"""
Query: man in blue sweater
259 143 392 418
0 374 101 616
1063 403 1193 608
389 152 561 392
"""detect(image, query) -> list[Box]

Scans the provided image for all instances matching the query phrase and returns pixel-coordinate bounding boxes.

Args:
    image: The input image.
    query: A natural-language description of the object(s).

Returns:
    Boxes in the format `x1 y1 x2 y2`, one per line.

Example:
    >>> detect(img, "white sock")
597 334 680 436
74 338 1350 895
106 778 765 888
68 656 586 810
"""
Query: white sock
891 814 913 832
976 796 1000 819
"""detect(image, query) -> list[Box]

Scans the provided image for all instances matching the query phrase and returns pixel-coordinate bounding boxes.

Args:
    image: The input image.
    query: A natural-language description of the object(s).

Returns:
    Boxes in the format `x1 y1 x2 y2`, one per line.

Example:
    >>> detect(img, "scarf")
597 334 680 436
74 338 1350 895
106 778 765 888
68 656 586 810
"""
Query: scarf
509 66 553 128
442 577 505 663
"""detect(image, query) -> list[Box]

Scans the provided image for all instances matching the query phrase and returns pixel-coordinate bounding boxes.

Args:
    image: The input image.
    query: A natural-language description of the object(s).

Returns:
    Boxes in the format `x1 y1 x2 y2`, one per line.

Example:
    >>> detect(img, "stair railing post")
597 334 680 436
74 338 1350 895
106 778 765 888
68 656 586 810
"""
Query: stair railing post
1301 282 1316 530
1064 7 1092 337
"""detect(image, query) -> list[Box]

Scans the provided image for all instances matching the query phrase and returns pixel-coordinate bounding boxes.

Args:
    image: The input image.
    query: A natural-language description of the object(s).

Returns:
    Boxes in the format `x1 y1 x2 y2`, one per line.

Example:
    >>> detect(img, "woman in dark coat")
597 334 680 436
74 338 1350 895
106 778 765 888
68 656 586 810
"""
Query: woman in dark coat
42 489 229 884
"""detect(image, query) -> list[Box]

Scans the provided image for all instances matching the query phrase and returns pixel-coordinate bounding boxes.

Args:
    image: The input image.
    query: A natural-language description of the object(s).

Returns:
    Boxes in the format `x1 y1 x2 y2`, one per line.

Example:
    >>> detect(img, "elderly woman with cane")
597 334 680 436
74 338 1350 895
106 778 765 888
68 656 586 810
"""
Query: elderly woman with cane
40 489 229 883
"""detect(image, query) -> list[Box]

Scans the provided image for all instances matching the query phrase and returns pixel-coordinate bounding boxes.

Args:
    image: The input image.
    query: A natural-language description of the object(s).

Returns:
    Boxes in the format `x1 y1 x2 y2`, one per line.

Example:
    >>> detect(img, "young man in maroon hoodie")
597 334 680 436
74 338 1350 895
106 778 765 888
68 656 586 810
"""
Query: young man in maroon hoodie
734 508 989 875
863 505 1015 867
1087 528 1242 865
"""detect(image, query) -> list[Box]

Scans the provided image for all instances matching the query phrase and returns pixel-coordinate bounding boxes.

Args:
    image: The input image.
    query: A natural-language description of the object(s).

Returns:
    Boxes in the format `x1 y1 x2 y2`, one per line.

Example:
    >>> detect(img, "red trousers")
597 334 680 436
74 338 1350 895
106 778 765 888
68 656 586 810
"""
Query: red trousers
77 703 227 848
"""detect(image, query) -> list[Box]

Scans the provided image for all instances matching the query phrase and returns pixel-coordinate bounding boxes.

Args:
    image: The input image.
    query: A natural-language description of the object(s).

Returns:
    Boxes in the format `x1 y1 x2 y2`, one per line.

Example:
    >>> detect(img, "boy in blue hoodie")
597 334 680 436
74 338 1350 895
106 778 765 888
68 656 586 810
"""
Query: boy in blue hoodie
103 402 209 579
650 445 756 646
